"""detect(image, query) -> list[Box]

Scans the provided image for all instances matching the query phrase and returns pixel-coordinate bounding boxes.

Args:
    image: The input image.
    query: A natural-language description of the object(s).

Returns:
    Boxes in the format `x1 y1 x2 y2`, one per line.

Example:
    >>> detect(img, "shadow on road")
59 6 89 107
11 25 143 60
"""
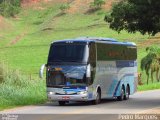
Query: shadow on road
40 95 160 109
42 98 119 107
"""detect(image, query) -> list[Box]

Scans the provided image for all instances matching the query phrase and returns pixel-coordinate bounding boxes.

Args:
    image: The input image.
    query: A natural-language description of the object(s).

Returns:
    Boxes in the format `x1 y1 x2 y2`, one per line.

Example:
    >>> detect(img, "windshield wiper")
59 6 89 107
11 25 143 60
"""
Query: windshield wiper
49 60 82 63
67 60 82 62
52 60 64 62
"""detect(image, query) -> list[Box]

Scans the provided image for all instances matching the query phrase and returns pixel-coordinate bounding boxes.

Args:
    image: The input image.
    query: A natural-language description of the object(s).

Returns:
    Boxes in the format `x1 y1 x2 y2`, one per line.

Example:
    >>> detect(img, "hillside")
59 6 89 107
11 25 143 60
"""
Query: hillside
0 0 160 82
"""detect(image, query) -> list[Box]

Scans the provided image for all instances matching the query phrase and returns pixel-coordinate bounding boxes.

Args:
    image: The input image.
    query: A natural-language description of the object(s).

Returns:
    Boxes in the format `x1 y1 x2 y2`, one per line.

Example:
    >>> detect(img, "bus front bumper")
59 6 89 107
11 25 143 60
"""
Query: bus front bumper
47 93 89 101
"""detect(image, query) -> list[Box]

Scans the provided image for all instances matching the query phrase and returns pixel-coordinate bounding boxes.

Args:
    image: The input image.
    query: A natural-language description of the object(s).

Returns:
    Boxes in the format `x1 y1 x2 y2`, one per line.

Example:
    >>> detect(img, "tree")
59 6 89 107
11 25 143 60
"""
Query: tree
105 0 160 36
90 0 106 9
141 46 160 84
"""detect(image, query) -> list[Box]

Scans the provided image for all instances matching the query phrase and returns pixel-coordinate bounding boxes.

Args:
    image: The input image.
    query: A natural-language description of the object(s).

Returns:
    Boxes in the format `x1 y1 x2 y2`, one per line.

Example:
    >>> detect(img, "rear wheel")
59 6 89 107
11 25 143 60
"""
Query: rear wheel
58 101 66 106
124 86 130 100
92 90 101 105
117 87 125 101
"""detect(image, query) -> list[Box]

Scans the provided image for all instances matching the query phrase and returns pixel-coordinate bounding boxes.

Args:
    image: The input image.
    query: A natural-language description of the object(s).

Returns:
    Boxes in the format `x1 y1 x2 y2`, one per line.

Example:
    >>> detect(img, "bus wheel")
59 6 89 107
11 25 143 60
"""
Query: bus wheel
58 101 66 106
117 87 125 101
92 90 101 105
124 86 130 100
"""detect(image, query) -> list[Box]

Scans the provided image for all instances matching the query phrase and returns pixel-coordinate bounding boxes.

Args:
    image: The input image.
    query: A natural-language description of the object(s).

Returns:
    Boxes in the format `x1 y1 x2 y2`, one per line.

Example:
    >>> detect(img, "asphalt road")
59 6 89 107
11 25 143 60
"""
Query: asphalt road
0 90 160 120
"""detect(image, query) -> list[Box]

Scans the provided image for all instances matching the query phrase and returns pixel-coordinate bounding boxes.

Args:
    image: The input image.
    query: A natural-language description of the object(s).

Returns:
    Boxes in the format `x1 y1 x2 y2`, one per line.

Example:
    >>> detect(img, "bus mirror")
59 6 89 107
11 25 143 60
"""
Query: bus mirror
39 64 46 78
86 64 91 78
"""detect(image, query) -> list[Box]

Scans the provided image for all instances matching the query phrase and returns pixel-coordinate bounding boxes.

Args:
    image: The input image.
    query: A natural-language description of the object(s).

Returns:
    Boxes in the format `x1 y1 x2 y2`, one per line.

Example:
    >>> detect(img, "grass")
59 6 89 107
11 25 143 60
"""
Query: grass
138 82 160 91
0 62 46 110
0 10 147 73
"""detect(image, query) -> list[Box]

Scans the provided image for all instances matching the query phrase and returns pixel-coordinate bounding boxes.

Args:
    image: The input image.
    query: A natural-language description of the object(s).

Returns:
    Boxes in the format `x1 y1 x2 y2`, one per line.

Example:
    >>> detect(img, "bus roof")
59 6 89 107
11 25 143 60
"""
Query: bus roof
52 37 136 46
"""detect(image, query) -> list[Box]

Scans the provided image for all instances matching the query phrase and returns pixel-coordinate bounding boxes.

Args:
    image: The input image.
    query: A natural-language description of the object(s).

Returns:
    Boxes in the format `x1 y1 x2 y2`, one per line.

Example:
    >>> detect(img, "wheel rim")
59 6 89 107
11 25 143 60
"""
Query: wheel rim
121 89 124 100
126 87 129 99
96 92 100 104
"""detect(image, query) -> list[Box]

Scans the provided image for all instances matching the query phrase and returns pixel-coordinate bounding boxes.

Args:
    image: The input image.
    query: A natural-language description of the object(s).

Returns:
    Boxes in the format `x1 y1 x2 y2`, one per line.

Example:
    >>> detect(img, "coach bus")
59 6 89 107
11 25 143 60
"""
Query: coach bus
39 37 137 105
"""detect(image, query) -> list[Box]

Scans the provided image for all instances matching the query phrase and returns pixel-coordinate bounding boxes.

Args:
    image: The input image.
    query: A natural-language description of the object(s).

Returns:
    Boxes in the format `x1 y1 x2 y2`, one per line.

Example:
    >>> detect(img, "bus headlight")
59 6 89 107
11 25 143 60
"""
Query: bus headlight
48 92 55 95
77 91 88 95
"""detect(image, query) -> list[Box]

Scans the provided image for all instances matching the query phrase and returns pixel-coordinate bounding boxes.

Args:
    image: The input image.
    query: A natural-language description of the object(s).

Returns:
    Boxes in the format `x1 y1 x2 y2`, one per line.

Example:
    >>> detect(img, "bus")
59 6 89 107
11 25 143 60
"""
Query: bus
39 37 138 106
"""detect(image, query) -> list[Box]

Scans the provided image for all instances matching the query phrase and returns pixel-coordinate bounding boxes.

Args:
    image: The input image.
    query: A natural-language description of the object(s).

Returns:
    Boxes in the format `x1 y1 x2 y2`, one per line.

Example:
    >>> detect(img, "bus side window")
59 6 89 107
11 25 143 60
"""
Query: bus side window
89 43 96 67
89 43 96 85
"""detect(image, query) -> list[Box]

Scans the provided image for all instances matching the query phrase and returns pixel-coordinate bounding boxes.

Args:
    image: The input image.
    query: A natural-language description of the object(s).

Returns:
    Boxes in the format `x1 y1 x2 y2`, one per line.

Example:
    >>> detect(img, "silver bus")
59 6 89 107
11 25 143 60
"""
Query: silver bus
40 37 137 105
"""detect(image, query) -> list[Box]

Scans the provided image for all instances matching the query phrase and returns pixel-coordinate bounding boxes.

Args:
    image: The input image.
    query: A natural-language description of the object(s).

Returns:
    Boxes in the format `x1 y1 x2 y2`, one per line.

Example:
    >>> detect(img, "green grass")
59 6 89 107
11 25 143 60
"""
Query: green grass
0 63 46 110
0 9 147 73
138 82 160 91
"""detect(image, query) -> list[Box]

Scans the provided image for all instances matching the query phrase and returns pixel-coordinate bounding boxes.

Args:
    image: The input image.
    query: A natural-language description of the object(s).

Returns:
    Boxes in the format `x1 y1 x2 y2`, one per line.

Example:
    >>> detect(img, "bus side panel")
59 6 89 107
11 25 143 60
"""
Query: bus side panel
114 80 123 97
96 42 137 98
95 61 137 98
126 75 137 95
114 75 136 97
113 60 137 97
95 61 118 98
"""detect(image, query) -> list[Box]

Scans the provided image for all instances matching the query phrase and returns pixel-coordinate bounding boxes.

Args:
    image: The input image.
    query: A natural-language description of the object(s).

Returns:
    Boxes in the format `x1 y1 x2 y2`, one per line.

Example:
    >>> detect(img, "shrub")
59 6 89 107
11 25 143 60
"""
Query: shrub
90 0 106 9
0 62 46 110
59 3 70 13
0 0 21 17
0 63 4 83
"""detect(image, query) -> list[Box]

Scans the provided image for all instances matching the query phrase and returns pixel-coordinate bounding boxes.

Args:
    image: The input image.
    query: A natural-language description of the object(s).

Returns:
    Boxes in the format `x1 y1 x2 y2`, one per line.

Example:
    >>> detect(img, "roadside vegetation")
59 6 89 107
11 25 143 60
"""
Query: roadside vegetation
141 46 160 84
0 0 21 17
0 62 46 110
138 82 160 91
105 0 160 36
90 0 106 9
0 0 160 110
59 3 70 14
105 0 160 89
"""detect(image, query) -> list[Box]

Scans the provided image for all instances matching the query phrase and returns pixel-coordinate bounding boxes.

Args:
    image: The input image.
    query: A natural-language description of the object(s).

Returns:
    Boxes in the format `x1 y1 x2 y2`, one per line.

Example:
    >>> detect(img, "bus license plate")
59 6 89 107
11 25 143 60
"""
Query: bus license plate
62 96 70 100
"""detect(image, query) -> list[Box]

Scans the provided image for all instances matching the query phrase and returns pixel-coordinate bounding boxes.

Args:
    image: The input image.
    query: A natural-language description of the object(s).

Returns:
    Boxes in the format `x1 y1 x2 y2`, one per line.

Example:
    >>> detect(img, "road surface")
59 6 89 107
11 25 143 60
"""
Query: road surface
0 90 160 120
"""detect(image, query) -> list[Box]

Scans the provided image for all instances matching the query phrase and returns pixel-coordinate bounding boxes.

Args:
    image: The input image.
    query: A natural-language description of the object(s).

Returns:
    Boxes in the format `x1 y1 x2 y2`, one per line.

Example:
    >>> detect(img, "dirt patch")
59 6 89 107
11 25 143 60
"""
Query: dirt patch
7 32 26 46
21 0 40 6
103 0 119 10
21 0 69 10
21 0 46 5
67 0 93 14
21 0 68 7
21 0 46 9
67 0 118 14
138 34 160 47
21 0 117 13
0 16 12 32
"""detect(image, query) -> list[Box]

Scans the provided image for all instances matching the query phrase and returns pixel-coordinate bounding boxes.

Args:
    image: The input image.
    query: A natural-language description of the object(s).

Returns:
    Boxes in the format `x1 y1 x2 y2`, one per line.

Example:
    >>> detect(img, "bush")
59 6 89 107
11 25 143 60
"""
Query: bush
90 0 106 9
0 0 21 17
0 63 4 83
0 62 46 110
59 3 70 13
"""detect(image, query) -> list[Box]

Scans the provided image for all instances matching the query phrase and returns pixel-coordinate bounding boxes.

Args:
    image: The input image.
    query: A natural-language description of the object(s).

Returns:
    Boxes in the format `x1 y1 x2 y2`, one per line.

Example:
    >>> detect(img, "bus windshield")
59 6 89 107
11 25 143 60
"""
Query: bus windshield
48 44 88 63
47 72 87 87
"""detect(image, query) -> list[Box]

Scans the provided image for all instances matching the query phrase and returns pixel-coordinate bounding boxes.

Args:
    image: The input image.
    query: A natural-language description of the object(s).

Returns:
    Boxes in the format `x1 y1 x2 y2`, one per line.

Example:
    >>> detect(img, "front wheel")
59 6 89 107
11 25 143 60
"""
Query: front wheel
58 101 66 106
92 90 101 105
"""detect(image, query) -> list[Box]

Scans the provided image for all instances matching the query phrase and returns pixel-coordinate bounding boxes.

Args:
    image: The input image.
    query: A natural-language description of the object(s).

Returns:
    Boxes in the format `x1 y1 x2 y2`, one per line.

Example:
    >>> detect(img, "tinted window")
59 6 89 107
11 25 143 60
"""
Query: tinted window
89 43 96 67
48 44 88 63
97 43 137 61
89 43 96 85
